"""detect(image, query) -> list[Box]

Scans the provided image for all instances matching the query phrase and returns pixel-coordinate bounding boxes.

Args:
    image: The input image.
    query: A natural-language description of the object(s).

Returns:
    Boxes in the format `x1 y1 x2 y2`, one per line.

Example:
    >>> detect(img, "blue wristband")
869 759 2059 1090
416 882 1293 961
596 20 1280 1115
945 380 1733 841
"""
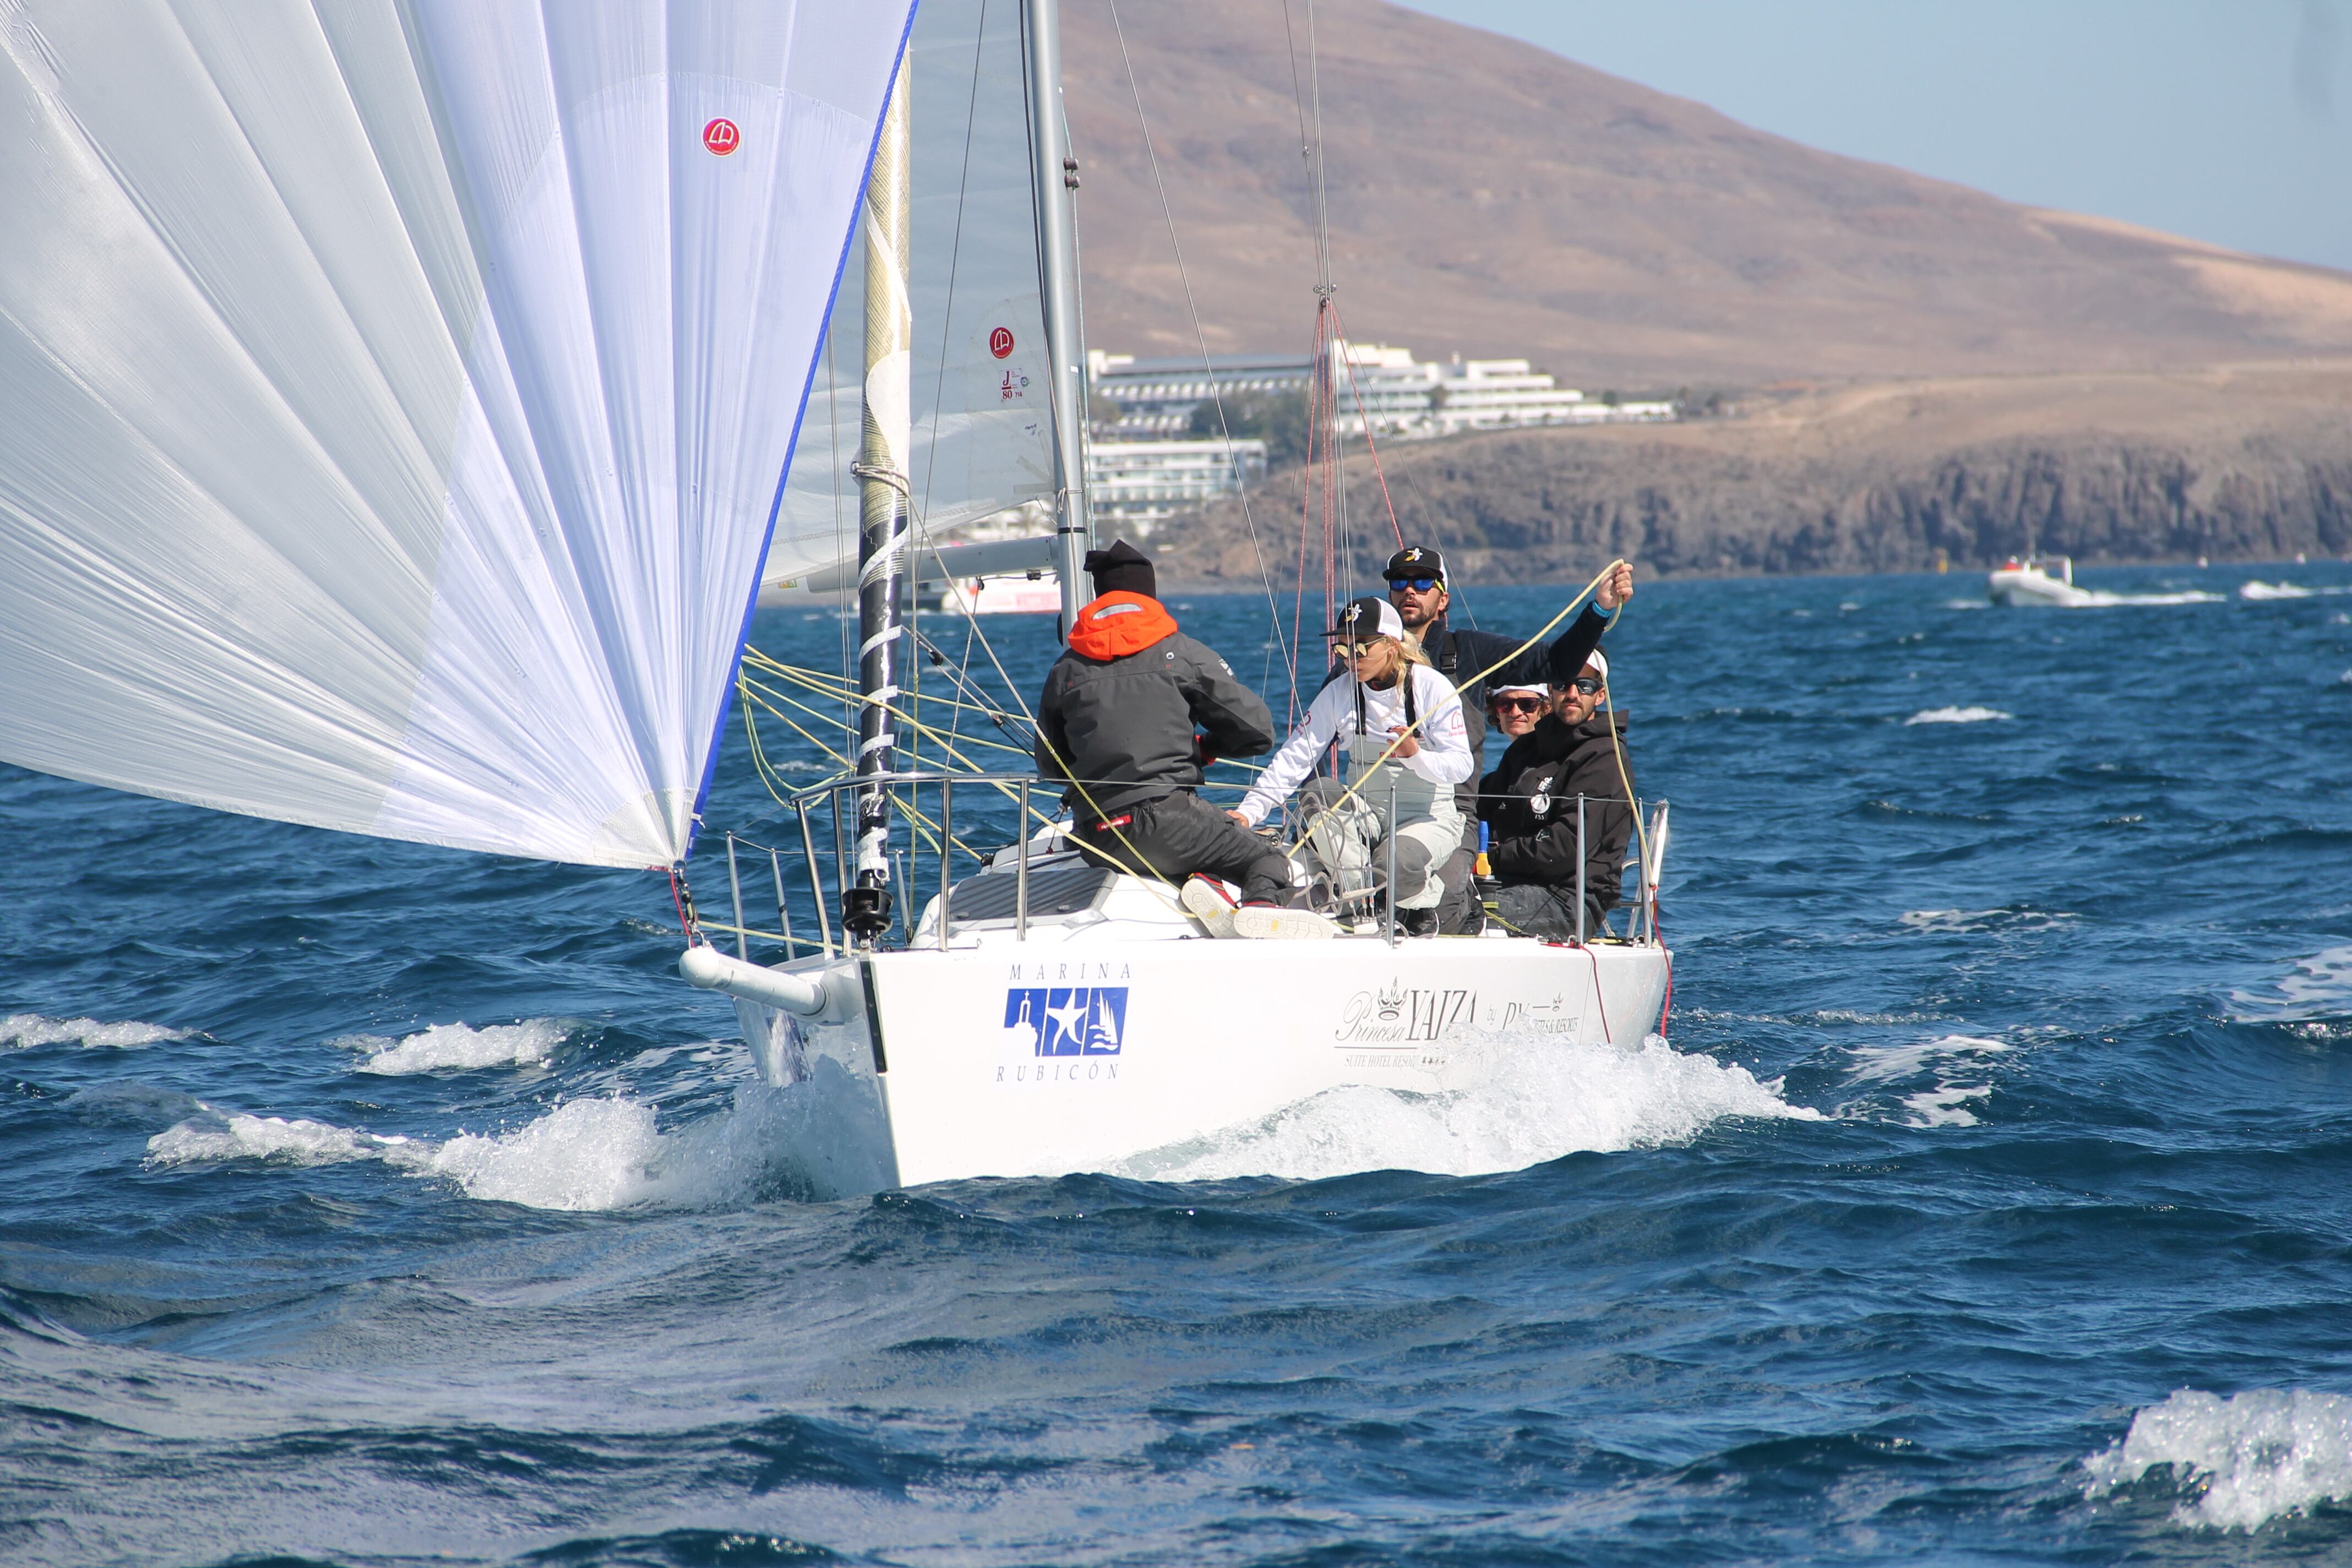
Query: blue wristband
1593 599 1617 619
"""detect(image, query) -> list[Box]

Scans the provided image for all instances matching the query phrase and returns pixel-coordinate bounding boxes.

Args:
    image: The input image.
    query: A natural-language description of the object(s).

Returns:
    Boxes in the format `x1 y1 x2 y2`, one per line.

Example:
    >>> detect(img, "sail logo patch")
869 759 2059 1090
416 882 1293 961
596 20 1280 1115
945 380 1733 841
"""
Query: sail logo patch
1003 986 1126 1056
702 118 739 155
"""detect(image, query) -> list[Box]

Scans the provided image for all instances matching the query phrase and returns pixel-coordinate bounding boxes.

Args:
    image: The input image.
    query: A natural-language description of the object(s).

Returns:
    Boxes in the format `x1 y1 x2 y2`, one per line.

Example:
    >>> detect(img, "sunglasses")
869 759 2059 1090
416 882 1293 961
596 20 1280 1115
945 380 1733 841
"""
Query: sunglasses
1555 677 1603 696
1386 576 1441 593
1492 695 1545 714
1334 641 1385 659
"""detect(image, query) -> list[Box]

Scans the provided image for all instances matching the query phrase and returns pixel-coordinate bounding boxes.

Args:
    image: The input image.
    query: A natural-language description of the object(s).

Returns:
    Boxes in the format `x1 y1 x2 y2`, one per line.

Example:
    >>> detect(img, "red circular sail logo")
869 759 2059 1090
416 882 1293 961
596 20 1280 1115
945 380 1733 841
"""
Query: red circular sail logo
989 326 1015 360
702 118 740 156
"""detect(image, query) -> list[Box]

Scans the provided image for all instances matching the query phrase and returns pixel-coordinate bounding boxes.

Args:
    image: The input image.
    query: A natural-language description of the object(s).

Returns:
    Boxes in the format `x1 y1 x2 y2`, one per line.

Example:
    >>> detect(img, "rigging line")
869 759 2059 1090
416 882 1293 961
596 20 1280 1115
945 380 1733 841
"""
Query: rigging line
1104 0 1298 696
1326 302 1407 551
742 683 989 863
825 293 853 756
1400 466 1476 629
1306 0 1334 293
914 0 989 528
745 671 1032 762
904 0 991 793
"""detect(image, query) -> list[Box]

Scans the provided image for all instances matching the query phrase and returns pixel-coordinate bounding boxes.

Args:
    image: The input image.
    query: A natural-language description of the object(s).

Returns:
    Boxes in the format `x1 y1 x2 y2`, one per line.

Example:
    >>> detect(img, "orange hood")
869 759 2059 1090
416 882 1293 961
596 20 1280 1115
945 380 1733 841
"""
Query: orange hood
1068 592 1178 658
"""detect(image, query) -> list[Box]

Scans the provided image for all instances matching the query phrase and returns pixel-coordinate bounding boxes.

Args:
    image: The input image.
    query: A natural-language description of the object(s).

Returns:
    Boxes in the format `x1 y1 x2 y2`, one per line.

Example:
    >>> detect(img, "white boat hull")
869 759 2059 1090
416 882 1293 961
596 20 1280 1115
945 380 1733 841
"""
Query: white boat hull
1988 562 2092 607
723 930 1670 1190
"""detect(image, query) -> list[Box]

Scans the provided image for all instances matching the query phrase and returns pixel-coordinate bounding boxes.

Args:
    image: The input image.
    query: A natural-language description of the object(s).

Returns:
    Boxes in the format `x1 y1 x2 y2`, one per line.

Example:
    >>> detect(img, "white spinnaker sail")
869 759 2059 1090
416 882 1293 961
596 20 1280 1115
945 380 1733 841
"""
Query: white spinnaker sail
0 2 913 868
767 0 1056 586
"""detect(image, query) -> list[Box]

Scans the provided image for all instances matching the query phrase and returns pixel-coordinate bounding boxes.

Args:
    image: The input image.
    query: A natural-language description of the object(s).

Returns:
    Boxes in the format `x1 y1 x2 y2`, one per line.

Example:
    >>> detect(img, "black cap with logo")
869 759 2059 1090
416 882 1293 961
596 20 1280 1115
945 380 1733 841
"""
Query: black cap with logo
1383 545 1445 585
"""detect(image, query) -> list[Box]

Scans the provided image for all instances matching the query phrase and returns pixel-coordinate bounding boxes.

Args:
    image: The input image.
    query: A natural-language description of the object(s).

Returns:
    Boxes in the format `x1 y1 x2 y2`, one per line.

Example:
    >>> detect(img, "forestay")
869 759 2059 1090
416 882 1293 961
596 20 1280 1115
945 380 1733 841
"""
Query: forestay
767 0 1057 587
0 2 913 868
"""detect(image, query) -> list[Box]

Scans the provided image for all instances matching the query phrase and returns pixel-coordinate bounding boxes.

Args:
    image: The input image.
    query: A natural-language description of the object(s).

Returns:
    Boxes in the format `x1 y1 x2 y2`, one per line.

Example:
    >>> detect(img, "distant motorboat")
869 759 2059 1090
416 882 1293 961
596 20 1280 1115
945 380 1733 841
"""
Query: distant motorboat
1988 556 2094 608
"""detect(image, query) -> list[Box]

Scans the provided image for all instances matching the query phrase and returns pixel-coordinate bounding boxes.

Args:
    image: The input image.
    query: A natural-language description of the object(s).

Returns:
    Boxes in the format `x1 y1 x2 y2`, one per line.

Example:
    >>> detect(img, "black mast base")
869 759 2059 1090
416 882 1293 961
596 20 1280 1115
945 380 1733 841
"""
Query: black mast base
841 884 894 943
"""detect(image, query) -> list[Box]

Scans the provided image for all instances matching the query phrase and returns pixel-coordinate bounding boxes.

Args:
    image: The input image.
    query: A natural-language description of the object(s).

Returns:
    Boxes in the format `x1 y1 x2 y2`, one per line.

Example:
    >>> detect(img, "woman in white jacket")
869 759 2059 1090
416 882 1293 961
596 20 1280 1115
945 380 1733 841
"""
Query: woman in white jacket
1229 596 1472 935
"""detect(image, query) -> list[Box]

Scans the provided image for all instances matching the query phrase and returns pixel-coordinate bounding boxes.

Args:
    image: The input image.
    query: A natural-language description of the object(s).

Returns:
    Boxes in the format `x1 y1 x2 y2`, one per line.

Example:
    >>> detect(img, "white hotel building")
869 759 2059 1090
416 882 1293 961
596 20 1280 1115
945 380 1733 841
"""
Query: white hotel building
1057 342 1675 537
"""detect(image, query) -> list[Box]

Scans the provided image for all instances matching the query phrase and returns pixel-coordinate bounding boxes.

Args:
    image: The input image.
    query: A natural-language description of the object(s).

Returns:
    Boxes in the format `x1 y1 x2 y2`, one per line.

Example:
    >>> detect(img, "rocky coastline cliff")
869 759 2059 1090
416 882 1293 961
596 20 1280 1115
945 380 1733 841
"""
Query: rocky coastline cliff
1150 363 2352 582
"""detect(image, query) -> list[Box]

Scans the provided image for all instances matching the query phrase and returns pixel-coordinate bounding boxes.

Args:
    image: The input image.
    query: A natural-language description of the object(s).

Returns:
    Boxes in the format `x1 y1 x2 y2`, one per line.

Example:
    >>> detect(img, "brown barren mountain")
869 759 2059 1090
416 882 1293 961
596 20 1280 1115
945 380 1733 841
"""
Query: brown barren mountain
1062 0 2352 386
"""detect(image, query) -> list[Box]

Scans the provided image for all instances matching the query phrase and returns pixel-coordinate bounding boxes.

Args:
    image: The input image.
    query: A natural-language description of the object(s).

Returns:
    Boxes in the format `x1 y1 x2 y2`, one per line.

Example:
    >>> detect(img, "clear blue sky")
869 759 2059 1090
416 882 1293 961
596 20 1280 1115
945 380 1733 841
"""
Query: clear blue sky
1390 0 2350 273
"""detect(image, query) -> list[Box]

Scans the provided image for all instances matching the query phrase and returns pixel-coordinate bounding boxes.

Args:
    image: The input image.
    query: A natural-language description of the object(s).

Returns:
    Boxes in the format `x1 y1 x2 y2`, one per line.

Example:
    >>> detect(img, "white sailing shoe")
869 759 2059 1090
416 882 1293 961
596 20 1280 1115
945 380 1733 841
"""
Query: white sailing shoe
1179 875 1240 938
1232 902 1336 940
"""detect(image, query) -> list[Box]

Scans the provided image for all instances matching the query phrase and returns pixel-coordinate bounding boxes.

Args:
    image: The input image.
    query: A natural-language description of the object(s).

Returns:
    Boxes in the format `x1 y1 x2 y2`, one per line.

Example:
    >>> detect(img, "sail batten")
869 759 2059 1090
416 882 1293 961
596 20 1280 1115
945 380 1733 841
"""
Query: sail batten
0 1 916 868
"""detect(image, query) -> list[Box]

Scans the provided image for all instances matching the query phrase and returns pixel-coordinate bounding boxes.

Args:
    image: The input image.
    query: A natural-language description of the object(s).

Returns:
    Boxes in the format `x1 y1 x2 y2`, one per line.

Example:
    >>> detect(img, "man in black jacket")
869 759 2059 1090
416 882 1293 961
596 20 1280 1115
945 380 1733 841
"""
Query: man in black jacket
1034 540 1299 914
1477 644 1637 940
1383 545 1631 932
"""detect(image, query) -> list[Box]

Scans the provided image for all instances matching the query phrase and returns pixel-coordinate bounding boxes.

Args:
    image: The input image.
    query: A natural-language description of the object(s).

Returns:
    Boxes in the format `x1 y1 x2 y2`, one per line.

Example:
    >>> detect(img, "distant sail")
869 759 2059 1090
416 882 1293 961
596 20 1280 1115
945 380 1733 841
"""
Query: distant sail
769 0 1057 586
0 2 913 868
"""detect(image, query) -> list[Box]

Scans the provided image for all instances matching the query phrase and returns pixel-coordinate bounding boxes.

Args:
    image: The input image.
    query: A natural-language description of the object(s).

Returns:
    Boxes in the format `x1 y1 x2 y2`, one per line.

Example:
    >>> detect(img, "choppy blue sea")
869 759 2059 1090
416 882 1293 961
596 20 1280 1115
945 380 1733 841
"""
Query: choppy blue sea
7 562 2352 1565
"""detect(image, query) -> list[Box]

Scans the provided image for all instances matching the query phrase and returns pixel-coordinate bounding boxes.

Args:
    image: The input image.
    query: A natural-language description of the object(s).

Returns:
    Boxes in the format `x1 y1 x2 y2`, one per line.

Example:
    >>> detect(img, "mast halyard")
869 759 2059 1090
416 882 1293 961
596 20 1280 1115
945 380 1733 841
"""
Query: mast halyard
1023 0 1094 636
846 53 914 945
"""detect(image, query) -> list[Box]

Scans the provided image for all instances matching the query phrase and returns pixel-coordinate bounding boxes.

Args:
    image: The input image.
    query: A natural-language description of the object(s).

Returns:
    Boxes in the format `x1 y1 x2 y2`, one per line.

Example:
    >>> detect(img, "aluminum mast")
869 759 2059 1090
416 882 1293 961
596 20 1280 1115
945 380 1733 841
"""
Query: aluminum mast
845 53 913 944
1023 0 1094 635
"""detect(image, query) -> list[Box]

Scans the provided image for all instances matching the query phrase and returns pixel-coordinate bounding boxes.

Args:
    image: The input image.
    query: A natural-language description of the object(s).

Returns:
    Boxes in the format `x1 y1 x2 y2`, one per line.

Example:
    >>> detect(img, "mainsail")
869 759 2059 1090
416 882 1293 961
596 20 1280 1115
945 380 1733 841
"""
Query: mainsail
769 0 1058 585
0 2 914 868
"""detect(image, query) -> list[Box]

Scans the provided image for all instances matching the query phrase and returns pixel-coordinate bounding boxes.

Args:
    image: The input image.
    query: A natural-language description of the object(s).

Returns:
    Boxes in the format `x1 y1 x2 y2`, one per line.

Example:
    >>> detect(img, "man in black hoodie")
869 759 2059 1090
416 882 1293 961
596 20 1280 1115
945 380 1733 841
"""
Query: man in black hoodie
1477 643 1637 940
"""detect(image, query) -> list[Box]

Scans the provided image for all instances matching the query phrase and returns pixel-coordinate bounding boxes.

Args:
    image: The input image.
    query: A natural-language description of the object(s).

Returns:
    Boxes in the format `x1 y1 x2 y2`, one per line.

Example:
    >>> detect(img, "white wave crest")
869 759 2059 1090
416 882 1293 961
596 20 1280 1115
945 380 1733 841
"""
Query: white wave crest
142 1061 896 1211
146 1112 413 1167
2242 580 2351 601
2085 1387 2352 1529
1842 1035 2011 1128
341 1019 568 1076
2229 945 2352 1025
1904 705 2012 725
1112 1033 1819 1184
1 1013 188 1050
1899 907 2075 934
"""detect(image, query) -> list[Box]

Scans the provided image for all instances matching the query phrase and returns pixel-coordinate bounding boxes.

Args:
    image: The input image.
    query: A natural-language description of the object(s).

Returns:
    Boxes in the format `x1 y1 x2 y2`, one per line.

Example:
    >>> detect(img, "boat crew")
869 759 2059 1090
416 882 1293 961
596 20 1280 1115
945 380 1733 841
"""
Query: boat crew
1033 540 1300 921
1233 596 1473 936
1477 644 1637 940
1382 546 1634 930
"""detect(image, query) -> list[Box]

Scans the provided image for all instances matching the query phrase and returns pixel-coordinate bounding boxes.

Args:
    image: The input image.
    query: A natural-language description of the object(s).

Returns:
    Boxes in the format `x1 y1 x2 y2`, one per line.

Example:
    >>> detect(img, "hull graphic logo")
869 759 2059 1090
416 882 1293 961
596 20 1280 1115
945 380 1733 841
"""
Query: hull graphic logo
1004 987 1127 1056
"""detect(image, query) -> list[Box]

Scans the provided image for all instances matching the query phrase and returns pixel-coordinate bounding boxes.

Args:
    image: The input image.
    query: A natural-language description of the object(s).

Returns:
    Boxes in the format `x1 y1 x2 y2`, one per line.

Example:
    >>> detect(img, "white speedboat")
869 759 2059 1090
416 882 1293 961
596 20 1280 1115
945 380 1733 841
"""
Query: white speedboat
1988 555 2094 607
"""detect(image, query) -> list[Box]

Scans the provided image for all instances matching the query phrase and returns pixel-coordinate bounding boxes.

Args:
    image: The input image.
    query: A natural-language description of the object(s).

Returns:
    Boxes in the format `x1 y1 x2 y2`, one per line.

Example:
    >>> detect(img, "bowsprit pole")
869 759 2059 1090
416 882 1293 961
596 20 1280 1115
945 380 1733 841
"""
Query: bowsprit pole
846 52 913 945
1024 0 1094 639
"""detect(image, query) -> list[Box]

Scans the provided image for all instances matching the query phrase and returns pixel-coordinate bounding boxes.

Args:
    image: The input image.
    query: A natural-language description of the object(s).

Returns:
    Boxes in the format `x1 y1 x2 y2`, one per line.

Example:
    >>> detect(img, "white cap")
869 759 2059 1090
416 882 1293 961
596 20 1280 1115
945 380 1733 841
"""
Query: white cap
1552 648 1607 686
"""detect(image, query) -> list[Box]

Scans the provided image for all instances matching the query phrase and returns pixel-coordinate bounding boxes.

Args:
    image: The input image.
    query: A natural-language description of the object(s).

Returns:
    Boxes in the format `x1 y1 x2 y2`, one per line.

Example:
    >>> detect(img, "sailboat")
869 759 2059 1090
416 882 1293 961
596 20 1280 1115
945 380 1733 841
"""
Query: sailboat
0 0 1672 1195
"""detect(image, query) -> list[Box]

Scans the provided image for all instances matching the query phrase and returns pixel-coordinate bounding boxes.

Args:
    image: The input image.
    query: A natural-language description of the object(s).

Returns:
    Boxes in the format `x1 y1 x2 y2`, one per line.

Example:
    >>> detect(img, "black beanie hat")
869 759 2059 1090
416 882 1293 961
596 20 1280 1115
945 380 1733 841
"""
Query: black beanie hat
1085 538 1157 599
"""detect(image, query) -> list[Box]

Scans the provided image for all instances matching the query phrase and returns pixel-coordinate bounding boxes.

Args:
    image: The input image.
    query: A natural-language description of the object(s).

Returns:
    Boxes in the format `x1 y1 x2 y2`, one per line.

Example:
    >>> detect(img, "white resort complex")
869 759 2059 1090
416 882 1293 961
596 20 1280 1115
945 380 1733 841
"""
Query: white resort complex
1075 340 1676 534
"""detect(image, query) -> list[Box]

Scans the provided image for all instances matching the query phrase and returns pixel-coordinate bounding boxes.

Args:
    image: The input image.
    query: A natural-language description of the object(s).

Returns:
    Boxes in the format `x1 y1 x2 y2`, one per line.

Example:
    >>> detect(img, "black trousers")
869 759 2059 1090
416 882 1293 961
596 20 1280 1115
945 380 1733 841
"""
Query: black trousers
1493 883 1619 940
1073 790 1293 904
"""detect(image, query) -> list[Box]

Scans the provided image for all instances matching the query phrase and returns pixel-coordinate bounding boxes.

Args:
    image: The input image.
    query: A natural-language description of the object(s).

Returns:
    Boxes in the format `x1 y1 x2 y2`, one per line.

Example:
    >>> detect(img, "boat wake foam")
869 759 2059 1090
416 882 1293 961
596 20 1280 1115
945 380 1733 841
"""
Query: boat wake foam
1 1013 189 1049
2241 579 2352 601
146 1089 789 1211
1108 1033 1819 1184
336 1019 568 1075
2084 1388 2352 1529
2067 589 2227 607
1905 705 2012 725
